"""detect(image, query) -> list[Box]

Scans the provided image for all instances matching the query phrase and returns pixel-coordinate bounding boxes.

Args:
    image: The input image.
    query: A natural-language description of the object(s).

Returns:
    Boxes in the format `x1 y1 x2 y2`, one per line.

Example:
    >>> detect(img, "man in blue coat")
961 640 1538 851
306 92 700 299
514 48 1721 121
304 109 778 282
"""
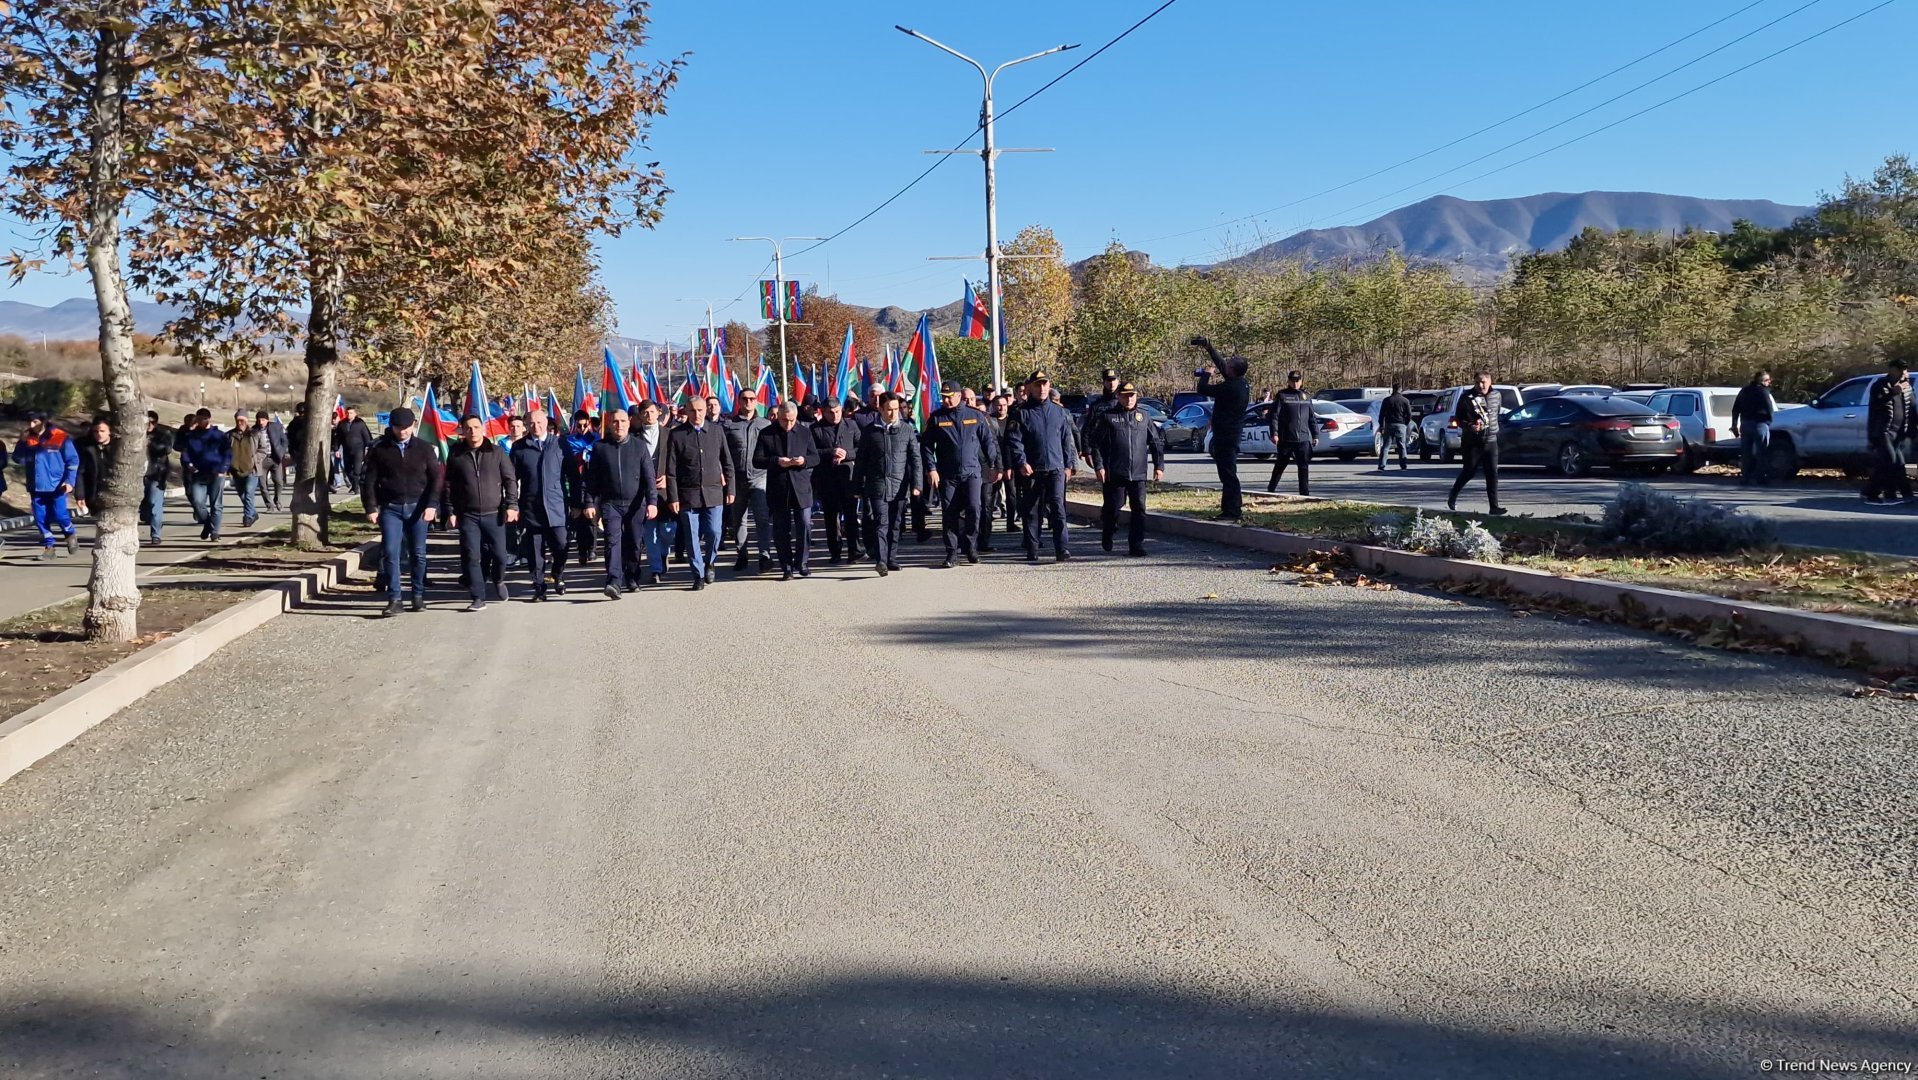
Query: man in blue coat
922 380 998 568
1007 370 1077 563
11 412 80 558
177 408 233 540
510 408 571 600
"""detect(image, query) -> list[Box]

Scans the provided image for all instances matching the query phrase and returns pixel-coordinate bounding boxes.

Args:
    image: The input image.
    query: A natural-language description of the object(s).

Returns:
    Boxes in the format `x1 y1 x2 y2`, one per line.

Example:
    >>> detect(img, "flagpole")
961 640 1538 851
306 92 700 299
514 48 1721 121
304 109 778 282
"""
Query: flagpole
729 235 822 394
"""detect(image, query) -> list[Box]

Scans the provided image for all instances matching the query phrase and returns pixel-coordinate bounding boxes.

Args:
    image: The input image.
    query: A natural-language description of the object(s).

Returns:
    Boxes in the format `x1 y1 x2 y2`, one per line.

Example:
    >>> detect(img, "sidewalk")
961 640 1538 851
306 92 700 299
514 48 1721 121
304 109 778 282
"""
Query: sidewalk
0 488 291 624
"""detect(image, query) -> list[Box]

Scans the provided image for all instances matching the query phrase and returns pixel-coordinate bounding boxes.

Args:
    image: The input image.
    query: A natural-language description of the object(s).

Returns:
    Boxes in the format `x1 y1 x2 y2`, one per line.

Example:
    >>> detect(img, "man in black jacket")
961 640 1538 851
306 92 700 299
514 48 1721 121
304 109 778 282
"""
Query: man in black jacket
1376 385 1413 472
754 402 819 580
1008 372 1077 563
922 380 998 568
583 407 659 598
142 411 173 545
1088 382 1166 556
510 408 570 600
659 396 734 591
1864 361 1916 505
75 415 112 523
334 407 373 494
852 392 922 577
810 397 862 564
259 409 289 510
1266 370 1317 495
1191 336 1251 520
361 408 444 616
445 415 519 611
1078 368 1122 466
1729 370 1776 486
979 395 1010 553
1447 372 1507 516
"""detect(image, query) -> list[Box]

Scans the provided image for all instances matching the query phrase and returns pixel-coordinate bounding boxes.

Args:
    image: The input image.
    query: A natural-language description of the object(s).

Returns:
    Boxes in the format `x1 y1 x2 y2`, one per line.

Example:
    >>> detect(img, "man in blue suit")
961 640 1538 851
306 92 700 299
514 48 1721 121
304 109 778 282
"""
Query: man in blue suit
510 409 571 600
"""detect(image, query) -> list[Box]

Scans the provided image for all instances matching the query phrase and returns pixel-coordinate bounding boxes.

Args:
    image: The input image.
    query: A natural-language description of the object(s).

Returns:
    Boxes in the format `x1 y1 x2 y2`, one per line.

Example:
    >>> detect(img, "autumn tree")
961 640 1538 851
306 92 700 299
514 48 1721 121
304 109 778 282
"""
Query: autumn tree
130 0 682 548
777 293 882 395
999 225 1073 373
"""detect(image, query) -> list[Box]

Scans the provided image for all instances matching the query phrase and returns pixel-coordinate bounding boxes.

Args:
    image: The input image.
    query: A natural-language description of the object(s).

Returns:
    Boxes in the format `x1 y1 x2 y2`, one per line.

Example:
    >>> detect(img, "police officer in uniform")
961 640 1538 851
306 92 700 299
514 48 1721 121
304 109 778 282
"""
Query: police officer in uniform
922 380 998 568
1079 368 1122 465
1088 381 1166 557
1007 370 1077 563
1266 369 1317 495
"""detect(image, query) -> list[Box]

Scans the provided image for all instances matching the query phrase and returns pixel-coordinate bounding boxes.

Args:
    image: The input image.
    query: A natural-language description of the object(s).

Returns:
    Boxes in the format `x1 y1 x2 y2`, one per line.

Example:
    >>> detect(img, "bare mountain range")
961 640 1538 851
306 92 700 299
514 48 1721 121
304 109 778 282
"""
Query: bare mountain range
1215 190 1810 276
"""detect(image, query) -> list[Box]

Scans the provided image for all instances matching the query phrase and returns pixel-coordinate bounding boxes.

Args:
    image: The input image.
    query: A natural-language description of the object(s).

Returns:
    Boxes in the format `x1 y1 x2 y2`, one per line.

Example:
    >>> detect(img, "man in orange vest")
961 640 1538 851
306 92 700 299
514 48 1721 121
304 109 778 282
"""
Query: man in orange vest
11 412 80 559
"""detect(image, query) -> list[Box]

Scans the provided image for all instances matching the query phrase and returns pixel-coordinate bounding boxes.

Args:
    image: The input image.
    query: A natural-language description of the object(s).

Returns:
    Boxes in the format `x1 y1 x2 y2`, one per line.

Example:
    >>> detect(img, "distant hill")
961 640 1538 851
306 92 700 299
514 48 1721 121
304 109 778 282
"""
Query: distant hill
1217 191 1811 275
0 297 183 339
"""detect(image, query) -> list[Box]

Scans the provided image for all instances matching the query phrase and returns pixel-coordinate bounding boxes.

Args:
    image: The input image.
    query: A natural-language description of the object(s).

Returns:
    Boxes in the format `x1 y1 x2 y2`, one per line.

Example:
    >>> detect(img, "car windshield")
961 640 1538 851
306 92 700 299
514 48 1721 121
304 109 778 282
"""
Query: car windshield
1579 398 1658 417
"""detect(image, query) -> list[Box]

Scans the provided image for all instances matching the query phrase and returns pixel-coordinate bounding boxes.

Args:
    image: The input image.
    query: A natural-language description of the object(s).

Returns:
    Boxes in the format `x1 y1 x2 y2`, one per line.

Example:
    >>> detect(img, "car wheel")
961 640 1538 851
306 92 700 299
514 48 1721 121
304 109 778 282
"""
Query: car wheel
1768 438 1801 480
1336 451 1358 462
1555 440 1592 478
1676 446 1704 474
1439 442 1454 464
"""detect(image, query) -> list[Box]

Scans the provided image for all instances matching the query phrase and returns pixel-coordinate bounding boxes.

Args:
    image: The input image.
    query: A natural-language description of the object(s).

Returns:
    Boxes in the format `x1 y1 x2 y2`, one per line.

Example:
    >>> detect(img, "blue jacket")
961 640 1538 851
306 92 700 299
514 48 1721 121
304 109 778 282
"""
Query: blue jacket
12 427 80 493
922 404 998 480
178 424 233 474
1007 399 1076 474
561 429 597 508
511 432 570 525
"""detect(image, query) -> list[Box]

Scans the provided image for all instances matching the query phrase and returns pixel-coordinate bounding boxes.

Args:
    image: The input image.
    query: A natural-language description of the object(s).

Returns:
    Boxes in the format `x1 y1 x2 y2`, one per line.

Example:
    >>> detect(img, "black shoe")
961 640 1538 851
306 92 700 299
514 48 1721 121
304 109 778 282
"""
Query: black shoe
1446 495 1457 512
978 543 995 554
1213 514 1239 522
532 590 548 603
1025 552 1040 564
382 600 403 618
758 556 771 573
200 526 211 540
1490 507 1508 516
149 537 163 547
1101 536 1114 552
799 567 812 578
1055 550 1071 563
915 532 931 543
409 598 425 613
495 581 511 602
210 533 222 542
465 599 487 612
734 554 750 572
65 531 79 556
828 555 843 566
887 562 902 572
781 569 794 581
935 559 954 569
241 516 258 528
876 563 890 577
705 567 716 585
1005 521 1018 534
1127 548 1148 557
692 577 705 591
1264 486 1276 494
603 582 622 600
965 552 979 565
552 579 568 596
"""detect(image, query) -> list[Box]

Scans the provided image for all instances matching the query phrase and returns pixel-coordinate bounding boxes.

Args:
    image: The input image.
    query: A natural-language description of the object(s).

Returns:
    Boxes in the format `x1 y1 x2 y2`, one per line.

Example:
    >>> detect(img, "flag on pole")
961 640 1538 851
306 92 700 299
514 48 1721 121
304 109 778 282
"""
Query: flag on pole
832 323 856 404
571 366 590 418
706 343 734 412
640 362 663 407
759 281 778 321
960 280 990 340
790 362 809 406
907 314 941 427
332 394 347 422
600 346 634 414
419 384 455 459
545 387 565 424
752 362 775 415
886 343 907 397
783 281 803 322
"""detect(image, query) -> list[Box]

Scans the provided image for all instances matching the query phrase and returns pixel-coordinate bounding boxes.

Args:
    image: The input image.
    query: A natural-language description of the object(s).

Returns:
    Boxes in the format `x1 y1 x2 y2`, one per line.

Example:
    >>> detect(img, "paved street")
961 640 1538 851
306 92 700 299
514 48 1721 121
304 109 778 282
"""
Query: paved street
0 487 294 622
1159 452 1918 557
1 522 1911 1077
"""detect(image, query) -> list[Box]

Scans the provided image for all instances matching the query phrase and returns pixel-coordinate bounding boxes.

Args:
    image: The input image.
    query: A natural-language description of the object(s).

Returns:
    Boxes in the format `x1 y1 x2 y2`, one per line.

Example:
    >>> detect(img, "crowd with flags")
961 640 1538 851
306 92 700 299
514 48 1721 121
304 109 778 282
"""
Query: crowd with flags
351 311 1168 613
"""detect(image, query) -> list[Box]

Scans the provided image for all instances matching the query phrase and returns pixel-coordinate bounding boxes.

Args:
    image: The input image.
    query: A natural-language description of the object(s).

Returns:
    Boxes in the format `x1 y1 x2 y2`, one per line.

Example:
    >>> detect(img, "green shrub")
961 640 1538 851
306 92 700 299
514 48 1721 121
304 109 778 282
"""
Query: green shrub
0 378 106 417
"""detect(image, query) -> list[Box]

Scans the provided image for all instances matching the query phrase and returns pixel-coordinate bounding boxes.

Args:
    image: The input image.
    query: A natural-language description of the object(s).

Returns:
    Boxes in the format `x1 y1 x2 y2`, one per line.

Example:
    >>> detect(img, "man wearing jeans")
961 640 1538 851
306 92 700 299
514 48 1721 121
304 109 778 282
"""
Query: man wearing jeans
635 401 678 584
361 407 443 617
659 396 734 592
1376 385 1413 472
178 408 231 540
228 411 262 527
141 412 173 545
1730 370 1775 487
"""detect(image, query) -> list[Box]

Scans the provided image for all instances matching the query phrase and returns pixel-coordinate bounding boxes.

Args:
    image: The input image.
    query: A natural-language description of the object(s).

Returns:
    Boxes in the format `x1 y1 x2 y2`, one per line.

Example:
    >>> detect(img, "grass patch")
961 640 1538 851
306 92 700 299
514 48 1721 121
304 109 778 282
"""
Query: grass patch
1102 481 1918 627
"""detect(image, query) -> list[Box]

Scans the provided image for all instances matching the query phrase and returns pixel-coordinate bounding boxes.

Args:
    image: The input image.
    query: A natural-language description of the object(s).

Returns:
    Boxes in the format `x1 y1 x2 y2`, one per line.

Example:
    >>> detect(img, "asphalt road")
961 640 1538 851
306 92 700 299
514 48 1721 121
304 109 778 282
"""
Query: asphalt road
1158 451 1918 557
0 485 289 623
0 527 1912 1078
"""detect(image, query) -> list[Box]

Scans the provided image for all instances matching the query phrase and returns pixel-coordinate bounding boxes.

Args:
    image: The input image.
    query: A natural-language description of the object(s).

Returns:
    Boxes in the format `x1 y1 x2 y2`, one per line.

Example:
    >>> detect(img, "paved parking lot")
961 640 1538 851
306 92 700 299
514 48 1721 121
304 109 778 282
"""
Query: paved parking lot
1158 452 1917 557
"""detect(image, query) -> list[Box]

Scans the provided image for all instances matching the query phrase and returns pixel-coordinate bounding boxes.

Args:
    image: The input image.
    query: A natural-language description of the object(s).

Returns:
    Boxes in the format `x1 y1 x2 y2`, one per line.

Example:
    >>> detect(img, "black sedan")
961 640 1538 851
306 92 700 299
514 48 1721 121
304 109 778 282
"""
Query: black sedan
1499 396 1683 477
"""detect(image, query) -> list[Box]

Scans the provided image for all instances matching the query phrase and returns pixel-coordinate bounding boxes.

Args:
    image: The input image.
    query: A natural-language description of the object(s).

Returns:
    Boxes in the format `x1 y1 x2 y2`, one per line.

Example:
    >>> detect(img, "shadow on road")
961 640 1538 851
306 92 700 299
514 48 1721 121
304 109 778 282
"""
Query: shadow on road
2 974 1909 1078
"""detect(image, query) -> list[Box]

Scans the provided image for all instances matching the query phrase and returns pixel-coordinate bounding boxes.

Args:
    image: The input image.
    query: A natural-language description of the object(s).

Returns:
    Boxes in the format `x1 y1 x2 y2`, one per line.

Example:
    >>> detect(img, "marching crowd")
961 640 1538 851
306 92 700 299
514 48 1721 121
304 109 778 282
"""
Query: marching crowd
353 369 1165 615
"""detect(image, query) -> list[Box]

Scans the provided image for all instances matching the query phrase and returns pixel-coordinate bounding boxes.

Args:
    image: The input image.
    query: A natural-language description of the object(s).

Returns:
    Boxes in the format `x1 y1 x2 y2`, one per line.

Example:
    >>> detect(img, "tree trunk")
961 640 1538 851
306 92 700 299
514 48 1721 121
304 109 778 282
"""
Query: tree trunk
82 21 145 643
291 257 345 550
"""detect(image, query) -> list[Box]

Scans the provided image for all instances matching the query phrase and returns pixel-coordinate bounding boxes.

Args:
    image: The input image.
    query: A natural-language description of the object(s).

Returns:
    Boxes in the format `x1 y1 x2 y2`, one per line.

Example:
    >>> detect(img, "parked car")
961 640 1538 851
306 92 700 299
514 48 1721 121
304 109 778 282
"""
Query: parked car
1555 384 1617 397
1499 396 1682 476
1646 387 1744 472
1767 374 1885 479
1162 401 1212 451
1613 389 1660 406
1169 391 1206 412
1206 400 1374 460
1315 387 1391 405
1418 384 1525 462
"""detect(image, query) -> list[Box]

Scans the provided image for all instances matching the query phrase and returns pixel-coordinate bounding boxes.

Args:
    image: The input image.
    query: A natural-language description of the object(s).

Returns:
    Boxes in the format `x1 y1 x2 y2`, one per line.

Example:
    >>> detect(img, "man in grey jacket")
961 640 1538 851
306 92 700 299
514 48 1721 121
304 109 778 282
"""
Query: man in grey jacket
718 395 772 574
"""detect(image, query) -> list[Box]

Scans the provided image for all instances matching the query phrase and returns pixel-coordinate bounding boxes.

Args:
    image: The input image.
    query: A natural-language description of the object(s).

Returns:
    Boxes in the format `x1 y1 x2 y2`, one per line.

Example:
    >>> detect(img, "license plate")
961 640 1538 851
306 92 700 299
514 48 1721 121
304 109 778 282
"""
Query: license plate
1631 426 1663 438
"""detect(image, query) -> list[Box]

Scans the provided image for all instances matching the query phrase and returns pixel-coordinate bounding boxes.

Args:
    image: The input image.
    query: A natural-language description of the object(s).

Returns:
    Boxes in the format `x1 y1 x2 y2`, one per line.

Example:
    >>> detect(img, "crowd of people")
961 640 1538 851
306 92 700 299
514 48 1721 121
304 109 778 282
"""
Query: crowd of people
355 370 1166 615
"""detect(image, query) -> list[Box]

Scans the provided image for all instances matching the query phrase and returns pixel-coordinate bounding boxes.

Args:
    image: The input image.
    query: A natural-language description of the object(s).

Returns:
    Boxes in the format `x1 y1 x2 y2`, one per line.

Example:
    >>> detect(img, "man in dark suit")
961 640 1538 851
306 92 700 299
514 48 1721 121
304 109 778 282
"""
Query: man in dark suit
810 397 862 564
659 395 734 591
852 391 921 577
583 407 658 599
510 408 570 600
754 402 820 580
1007 371 1076 563
1191 336 1251 520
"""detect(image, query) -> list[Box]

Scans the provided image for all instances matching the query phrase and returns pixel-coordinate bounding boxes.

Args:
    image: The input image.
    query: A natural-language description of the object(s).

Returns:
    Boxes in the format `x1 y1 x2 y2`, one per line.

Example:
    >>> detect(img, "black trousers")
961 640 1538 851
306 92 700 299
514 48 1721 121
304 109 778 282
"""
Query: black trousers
939 475 983 559
571 510 596 563
1008 472 1029 529
1864 436 1912 500
342 450 364 492
1101 478 1148 552
1210 438 1242 517
599 501 647 586
1267 441 1311 494
863 494 908 568
770 497 812 572
909 489 930 538
523 519 569 591
1019 469 1069 556
1450 436 1500 509
981 476 1006 548
817 474 861 558
455 512 509 600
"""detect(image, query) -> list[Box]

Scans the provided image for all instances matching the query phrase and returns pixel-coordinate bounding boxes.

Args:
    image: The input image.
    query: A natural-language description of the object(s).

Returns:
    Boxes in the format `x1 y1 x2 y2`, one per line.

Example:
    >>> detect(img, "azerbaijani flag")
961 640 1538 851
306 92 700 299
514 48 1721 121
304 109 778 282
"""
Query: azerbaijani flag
752 363 775 414
707 344 735 412
545 387 565 423
332 394 347 422
571 366 590 419
601 346 634 414
790 362 809 406
418 384 456 459
462 361 513 436
908 315 941 427
886 343 906 397
832 323 856 404
960 280 990 340
640 362 664 407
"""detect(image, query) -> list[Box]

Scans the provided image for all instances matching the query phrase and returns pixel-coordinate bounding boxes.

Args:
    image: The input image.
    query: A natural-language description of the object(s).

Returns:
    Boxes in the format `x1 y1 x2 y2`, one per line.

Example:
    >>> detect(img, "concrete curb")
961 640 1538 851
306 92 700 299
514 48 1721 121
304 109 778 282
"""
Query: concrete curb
1064 496 1918 669
0 541 376 788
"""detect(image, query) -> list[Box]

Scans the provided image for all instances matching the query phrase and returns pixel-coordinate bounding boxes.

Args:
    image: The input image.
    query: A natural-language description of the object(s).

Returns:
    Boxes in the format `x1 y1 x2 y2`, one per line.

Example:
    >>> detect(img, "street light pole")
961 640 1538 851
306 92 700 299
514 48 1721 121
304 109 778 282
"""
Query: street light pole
729 236 823 392
897 27 1076 393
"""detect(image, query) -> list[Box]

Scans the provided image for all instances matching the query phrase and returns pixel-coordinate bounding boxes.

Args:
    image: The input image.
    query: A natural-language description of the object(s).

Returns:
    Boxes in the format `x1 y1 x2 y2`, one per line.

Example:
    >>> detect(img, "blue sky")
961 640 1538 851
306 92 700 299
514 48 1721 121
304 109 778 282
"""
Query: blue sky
4 0 1913 347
